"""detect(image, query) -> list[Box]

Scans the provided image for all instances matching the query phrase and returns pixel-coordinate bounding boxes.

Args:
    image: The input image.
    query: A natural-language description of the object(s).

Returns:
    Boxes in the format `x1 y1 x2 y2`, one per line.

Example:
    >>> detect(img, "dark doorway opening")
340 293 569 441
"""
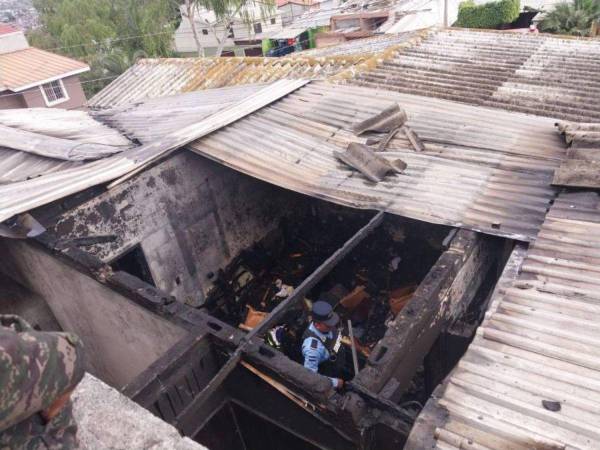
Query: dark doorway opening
111 245 155 286
194 402 320 450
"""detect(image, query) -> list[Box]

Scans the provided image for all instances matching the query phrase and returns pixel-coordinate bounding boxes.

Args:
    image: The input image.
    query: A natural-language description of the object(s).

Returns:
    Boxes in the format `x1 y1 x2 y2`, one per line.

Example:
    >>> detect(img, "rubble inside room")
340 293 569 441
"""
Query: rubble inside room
202 202 451 377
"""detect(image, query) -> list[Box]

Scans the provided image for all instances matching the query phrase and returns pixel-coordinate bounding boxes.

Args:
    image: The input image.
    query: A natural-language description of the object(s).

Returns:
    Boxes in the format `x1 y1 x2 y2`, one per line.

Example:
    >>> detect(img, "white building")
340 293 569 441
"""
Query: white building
277 0 314 26
174 4 284 57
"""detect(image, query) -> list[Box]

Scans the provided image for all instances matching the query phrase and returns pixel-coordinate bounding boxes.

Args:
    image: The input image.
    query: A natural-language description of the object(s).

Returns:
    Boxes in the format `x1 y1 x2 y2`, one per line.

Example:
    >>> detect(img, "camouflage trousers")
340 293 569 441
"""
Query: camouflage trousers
0 402 78 450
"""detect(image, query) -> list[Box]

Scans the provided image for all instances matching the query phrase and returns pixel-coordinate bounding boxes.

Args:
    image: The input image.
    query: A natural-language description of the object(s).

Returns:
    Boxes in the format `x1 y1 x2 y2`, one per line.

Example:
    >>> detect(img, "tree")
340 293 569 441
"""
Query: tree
181 0 204 56
540 0 600 36
183 0 274 57
28 0 180 96
454 0 521 28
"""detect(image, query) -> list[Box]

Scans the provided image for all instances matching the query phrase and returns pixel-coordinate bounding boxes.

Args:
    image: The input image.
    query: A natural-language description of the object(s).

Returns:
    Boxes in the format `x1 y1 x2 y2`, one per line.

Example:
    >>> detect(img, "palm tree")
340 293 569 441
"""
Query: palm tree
540 0 600 36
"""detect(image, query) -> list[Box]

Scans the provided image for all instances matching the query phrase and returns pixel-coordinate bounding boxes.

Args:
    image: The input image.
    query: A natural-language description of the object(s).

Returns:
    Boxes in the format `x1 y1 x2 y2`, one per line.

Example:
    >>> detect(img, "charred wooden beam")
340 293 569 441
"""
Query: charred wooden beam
189 211 385 411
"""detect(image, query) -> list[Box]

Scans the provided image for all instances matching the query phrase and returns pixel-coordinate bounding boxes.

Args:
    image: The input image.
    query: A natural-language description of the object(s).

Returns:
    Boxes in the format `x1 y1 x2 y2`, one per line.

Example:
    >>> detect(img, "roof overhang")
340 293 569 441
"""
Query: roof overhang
11 66 91 93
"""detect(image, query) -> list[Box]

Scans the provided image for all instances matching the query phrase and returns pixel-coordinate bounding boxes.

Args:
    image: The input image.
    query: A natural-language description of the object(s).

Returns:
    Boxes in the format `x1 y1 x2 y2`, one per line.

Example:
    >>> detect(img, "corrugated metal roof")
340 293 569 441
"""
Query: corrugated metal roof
407 191 600 450
88 56 367 109
92 84 261 143
0 47 89 91
0 108 130 182
351 28 600 122
1 80 567 242
0 79 307 222
166 81 563 241
0 108 131 146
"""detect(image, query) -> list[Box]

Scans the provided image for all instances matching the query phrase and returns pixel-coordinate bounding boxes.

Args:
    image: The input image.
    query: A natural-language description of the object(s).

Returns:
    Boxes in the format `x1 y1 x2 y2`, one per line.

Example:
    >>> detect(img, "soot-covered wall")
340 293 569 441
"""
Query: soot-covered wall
52 151 305 307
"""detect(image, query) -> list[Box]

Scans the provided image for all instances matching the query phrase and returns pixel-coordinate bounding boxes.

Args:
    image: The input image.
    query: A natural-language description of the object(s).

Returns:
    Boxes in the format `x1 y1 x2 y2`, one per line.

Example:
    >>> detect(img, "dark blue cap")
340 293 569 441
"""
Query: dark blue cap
312 301 339 327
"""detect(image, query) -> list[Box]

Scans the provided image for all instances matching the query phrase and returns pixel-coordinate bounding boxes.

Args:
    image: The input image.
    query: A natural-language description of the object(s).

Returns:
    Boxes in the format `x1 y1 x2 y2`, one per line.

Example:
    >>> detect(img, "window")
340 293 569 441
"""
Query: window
40 79 68 106
271 18 276 24
111 245 156 287
253 22 262 34
202 29 208 35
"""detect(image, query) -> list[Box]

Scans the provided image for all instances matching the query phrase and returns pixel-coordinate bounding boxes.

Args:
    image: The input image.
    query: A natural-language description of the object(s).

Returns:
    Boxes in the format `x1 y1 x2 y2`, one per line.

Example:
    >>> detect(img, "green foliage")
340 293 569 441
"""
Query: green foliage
28 0 180 96
455 0 521 28
540 0 600 36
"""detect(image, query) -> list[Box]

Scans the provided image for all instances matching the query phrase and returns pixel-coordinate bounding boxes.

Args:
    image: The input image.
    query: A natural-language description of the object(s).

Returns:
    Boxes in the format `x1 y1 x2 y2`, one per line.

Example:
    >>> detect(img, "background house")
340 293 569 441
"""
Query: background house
0 24 89 109
277 0 313 26
174 4 283 57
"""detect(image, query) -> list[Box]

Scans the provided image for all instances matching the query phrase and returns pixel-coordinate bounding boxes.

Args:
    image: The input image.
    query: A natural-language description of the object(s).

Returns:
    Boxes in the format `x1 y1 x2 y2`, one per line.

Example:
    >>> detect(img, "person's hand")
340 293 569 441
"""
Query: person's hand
41 389 74 421
336 379 345 390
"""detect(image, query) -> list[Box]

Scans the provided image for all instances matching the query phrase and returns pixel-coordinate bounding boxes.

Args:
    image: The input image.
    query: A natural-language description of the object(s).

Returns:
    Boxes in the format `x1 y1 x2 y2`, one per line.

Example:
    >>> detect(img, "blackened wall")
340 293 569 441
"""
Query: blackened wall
52 151 303 307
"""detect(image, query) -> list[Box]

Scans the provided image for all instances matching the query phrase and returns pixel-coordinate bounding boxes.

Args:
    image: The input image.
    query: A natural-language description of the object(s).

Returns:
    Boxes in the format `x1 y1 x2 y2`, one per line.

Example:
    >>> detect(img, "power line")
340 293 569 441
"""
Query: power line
41 30 176 53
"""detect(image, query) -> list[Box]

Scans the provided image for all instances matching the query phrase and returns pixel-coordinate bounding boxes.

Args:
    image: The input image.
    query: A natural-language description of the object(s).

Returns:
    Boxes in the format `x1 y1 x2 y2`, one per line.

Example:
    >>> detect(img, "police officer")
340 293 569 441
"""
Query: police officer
301 301 344 389
0 314 85 449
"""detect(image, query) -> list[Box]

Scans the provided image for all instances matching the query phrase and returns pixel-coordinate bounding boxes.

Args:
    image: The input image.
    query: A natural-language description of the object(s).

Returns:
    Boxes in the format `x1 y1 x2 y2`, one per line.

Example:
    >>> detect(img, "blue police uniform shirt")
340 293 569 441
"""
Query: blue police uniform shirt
301 323 338 388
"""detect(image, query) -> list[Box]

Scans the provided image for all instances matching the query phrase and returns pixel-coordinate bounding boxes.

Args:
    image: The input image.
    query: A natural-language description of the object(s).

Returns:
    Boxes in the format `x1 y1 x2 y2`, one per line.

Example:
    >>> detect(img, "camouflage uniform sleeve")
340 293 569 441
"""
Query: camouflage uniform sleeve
0 315 85 432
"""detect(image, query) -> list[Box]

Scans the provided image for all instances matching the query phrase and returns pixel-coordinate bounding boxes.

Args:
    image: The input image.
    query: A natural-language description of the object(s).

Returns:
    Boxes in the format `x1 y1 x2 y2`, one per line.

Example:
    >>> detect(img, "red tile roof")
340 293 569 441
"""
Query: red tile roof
0 23 20 36
0 47 90 92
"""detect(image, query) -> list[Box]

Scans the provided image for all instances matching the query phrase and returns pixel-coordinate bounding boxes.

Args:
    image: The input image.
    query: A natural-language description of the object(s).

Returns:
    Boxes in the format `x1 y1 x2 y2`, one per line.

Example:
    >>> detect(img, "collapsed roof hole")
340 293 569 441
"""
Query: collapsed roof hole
110 244 155 287
202 203 449 380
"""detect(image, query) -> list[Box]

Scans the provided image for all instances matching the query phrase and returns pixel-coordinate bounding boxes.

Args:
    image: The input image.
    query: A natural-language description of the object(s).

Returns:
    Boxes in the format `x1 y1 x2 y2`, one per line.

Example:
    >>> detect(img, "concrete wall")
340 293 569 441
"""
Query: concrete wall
279 3 311 26
21 75 87 109
0 90 26 109
0 239 188 388
0 30 29 54
52 152 304 307
73 374 206 450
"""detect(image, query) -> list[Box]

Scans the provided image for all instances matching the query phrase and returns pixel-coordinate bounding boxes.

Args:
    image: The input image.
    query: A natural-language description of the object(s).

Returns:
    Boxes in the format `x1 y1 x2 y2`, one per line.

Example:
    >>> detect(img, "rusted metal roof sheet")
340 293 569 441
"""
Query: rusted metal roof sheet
0 79 307 223
165 81 564 241
407 191 600 450
0 47 89 91
88 56 366 109
351 28 600 122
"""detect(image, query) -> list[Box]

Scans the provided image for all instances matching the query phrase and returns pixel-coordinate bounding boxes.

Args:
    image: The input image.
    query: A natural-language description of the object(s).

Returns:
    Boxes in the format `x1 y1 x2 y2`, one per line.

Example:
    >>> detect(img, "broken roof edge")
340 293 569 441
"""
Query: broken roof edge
0 79 310 225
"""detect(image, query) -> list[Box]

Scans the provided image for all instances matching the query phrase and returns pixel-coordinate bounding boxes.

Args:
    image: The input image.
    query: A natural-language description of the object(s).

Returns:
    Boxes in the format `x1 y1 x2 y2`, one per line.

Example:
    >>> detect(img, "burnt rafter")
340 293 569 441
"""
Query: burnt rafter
190 211 386 415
